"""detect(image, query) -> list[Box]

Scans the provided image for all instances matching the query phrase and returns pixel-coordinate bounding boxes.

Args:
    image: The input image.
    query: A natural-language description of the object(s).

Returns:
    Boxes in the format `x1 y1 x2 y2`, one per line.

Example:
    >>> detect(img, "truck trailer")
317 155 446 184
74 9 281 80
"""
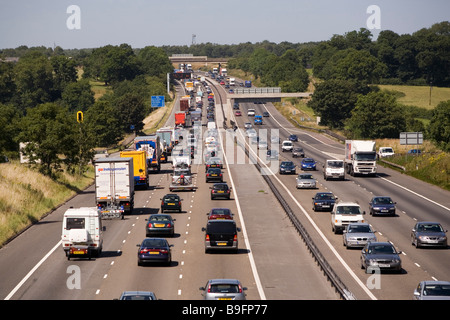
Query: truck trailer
94 157 135 219
344 140 377 176
134 135 162 173
120 150 149 188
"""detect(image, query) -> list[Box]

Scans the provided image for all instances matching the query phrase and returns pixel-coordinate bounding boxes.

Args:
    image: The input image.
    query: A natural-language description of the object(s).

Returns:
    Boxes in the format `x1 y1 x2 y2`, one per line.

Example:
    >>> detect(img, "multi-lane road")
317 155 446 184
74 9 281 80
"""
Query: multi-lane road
0 74 449 302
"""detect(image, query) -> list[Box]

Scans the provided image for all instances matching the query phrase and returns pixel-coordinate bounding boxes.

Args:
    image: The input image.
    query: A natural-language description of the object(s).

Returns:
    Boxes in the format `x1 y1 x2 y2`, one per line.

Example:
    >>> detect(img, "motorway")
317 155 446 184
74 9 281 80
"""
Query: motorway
0 74 449 301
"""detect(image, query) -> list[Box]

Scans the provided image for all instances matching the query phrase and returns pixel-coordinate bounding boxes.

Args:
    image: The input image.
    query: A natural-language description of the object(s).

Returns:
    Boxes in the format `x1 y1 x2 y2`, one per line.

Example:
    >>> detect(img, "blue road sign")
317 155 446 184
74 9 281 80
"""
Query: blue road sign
151 95 165 108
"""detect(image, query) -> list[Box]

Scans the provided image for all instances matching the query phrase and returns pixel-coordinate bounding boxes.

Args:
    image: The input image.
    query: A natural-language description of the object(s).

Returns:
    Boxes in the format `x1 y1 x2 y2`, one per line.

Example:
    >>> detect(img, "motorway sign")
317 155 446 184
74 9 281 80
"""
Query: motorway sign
400 132 423 145
151 95 165 108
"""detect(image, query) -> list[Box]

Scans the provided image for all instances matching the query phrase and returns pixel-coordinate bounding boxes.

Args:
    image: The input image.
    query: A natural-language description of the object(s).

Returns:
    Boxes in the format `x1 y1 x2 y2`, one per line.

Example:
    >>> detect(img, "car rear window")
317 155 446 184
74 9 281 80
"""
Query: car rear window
164 195 179 202
211 209 231 215
210 284 240 293
207 222 236 234
213 184 228 190
66 218 85 230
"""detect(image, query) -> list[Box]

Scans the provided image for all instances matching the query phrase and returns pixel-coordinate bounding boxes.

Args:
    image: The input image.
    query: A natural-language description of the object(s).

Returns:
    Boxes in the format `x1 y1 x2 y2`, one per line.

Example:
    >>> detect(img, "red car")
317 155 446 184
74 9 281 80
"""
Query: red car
207 208 234 220
235 110 242 116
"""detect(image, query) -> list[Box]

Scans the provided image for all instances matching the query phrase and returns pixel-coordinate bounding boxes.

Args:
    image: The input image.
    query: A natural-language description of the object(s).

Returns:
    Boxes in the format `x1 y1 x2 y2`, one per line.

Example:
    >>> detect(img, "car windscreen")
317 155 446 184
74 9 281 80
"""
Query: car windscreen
328 161 343 168
316 194 334 200
336 206 361 214
348 225 371 233
373 197 393 204
368 245 396 254
423 284 450 296
207 222 236 234
354 152 377 161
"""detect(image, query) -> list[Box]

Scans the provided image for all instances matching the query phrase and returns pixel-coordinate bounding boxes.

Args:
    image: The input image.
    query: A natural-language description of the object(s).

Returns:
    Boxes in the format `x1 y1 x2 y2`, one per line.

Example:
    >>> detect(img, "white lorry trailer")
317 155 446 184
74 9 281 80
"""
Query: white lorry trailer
61 207 104 260
169 156 195 191
94 157 135 219
344 140 377 176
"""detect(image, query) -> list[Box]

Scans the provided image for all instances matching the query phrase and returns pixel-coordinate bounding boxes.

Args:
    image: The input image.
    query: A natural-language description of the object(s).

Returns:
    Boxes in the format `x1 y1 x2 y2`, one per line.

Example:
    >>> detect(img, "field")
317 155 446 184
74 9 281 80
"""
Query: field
377 84 450 109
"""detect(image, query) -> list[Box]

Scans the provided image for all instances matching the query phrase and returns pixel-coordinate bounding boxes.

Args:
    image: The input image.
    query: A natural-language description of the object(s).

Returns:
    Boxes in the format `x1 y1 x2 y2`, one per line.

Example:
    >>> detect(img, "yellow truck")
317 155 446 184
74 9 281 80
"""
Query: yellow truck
120 150 149 188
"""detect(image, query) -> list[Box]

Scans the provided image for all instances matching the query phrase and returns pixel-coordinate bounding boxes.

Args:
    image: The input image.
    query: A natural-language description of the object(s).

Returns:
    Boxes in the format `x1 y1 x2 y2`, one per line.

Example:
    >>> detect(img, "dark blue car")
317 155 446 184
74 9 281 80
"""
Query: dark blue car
369 196 396 216
137 238 173 266
301 158 316 171
289 134 298 142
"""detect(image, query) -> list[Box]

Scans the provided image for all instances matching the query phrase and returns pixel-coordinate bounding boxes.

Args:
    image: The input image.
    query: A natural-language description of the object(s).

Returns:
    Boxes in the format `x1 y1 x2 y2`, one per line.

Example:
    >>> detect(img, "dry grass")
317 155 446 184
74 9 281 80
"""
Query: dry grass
0 161 94 246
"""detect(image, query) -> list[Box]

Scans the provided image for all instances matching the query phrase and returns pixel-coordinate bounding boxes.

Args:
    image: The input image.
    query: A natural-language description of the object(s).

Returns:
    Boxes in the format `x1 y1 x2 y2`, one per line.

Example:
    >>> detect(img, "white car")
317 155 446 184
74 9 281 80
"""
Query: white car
281 140 293 152
378 147 395 158
247 109 256 116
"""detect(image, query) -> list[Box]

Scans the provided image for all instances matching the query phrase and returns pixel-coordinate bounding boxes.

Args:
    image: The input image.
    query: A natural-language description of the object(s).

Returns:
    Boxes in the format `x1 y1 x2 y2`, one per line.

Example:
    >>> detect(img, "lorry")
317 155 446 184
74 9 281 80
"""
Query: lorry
62 207 104 260
180 97 190 111
134 135 162 173
344 140 377 176
254 115 263 125
175 112 186 126
156 127 175 162
169 156 195 191
229 78 235 86
120 150 149 188
94 157 135 219
190 110 202 123
323 159 345 181
331 201 365 234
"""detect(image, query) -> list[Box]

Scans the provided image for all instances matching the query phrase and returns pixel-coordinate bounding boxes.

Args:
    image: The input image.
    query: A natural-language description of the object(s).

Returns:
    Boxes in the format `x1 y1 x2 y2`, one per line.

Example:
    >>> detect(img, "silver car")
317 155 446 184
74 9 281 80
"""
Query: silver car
296 173 316 189
343 223 377 249
200 279 247 300
411 221 448 248
413 281 450 300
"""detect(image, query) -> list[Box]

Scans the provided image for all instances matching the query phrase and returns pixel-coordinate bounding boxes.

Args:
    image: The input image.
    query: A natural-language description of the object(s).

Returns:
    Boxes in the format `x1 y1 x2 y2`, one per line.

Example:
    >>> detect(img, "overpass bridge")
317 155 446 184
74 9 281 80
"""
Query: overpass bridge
169 54 229 65
229 87 312 102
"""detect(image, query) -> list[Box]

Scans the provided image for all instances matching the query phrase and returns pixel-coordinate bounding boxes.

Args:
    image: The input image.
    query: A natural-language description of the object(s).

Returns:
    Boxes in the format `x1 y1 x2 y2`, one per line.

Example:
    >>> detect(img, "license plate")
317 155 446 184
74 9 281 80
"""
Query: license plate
217 191 224 193
149 251 159 255
167 203 175 205
211 174 217 176
378 264 390 268
154 224 165 227
73 250 86 255
219 298 232 300
217 242 227 246
322 205 330 208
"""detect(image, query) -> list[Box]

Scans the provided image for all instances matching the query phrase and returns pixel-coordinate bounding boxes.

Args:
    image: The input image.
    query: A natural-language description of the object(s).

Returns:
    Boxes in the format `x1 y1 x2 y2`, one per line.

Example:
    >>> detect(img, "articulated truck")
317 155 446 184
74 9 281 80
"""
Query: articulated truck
94 157 135 219
134 135 162 173
344 140 377 176
120 150 149 188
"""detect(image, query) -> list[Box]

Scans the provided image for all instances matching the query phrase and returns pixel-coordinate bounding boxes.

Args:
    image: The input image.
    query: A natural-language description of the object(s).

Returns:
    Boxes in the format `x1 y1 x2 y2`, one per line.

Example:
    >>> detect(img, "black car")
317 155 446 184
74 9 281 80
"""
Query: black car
262 111 270 117
369 196 396 216
137 238 173 266
210 183 232 200
289 134 298 142
145 214 175 237
202 220 240 253
279 161 296 174
360 242 402 274
312 192 337 211
160 194 182 213
206 168 223 183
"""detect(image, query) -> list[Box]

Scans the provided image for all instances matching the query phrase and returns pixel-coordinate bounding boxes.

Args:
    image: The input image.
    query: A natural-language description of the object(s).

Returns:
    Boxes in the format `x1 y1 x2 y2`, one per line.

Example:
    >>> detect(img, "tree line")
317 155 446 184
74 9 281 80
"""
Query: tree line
0 44 173 176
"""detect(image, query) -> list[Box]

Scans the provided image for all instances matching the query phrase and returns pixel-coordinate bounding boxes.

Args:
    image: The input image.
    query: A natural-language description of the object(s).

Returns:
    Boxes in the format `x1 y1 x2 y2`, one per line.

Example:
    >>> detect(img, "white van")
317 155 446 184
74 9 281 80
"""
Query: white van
62 207 104 260
331 202 365 234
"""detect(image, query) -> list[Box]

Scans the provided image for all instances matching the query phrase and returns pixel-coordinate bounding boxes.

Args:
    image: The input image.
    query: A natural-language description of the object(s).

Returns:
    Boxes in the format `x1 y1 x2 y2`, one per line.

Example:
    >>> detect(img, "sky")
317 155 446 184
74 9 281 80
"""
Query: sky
0 0 449 49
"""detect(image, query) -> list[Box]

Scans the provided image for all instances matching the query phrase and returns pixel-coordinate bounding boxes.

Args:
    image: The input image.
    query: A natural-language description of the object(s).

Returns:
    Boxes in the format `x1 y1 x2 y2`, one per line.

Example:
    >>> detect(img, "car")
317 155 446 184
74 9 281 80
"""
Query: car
145 214 175 237
331 202 365 234
202 219 240 253
199 279 247 300
228 89 234 94
281 140 293 152
312 192 337 211
210 183 232 200
160 194 182 213
296 173 316 189
408 149 421 154
220 81 225 85
262 111 270 117
411 221 448 248
244 122 252 129
206 168 224 183
247 108 256 116
289 134 298 142
413 281 450 300
343 223 377 249
279 161 296 174
207 208 234 220
360 242 402 274
292 147 305 158
205 157 223 171
118 291 157 300
301 158 316 170
369 196 396 216
233 103 239 109
137 238 173 266
378 147 395 158
235 110 242 116
266 149 279 160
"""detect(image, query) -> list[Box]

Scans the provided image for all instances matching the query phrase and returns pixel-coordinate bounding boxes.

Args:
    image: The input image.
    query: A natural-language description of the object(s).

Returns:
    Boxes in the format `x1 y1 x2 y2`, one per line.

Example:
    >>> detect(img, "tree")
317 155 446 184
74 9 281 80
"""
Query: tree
115 93 146 133
427 100 450 151
50 55 77 97
346 91 406 139
18 103 78 176
307 79 368 129
61 79 95 112
84 98 122 147
138 46 173 77
333 49 387 83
